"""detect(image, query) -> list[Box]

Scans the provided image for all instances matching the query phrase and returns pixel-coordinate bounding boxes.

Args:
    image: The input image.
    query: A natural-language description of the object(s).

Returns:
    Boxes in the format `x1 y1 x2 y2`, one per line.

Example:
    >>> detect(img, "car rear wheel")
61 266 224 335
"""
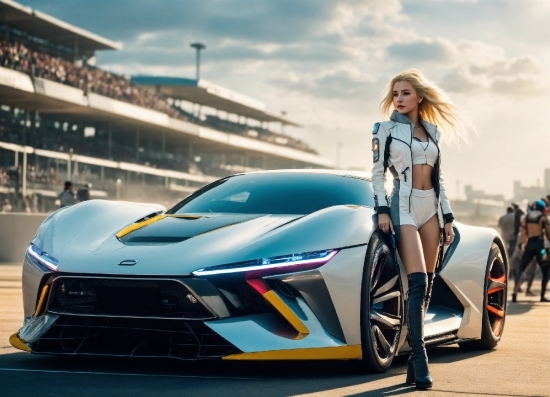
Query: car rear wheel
358 230 403 373
460 242 507 350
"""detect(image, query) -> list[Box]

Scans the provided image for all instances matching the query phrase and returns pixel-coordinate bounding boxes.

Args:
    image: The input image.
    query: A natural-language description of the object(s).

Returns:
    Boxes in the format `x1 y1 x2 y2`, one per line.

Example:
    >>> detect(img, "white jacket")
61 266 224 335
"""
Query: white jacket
371 110 454 228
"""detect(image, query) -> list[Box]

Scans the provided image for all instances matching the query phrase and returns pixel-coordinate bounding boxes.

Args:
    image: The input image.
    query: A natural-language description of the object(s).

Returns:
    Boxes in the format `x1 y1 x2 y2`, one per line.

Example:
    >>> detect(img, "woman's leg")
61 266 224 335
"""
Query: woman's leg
418 215 440 273
398 225 426 274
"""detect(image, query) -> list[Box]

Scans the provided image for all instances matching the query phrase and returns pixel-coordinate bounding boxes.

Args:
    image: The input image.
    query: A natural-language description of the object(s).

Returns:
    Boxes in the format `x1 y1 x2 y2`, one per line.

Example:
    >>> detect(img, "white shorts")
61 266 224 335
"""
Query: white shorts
400 188 437 229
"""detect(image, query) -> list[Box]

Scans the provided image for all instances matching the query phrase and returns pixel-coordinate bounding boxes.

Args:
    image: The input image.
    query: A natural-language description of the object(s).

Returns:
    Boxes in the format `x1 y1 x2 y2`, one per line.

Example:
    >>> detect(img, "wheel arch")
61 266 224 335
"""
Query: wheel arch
439 223 505 340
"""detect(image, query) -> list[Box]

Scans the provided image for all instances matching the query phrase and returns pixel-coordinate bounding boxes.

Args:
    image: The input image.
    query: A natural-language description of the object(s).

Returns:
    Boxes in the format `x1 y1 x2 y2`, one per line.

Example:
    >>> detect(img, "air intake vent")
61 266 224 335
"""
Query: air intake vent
33 315 239 360
48 277 215 320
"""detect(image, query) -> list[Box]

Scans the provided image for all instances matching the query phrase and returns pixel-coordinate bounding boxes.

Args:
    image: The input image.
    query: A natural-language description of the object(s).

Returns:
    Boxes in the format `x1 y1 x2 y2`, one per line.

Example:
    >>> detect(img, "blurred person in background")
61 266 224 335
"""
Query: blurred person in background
58 181 75 208
509 203 524 257
1 198 12 213
22 194 32 213
509 202 536 294
76 183 91 202
512 200 550 302
498 206 515 254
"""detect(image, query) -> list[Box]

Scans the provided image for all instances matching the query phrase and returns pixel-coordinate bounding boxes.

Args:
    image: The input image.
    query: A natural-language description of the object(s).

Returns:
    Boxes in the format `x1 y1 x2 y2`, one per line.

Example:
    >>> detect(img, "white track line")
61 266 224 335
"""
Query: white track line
0 367 260 380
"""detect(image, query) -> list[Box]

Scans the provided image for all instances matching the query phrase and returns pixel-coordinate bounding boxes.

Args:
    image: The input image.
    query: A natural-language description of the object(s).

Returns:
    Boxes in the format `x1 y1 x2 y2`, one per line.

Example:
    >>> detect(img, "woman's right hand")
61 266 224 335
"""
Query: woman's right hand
378 213 394 234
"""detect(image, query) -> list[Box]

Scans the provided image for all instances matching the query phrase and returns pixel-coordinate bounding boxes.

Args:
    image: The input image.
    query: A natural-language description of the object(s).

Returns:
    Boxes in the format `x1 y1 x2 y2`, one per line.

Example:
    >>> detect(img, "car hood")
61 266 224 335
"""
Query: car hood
32 200 374 276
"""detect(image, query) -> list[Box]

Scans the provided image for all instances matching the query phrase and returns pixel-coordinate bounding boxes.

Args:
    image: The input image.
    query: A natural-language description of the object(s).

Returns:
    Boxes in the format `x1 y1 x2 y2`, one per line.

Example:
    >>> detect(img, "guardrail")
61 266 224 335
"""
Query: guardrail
0 213 47 262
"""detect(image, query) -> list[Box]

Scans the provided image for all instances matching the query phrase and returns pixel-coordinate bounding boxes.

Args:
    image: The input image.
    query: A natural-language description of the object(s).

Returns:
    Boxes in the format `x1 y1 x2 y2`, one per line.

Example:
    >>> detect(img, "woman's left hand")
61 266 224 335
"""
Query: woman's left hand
444 222 455 246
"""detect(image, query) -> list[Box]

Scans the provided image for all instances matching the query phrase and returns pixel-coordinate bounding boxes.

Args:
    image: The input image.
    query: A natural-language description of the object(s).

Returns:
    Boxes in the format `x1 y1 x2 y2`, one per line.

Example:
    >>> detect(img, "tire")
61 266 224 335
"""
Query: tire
358 230 404 373
459 242 507 350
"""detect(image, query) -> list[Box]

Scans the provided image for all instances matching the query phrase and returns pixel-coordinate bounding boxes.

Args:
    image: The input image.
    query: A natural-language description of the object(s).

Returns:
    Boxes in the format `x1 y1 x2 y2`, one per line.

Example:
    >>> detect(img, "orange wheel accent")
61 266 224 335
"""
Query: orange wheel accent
488 275 506 283
487 305 504 318
487 286 504 295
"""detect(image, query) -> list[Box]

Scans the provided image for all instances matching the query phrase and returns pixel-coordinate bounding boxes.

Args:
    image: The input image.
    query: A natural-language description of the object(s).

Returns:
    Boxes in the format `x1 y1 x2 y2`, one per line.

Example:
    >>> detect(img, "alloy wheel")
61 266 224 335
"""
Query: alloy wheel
486 253 507 337
368 245 403 360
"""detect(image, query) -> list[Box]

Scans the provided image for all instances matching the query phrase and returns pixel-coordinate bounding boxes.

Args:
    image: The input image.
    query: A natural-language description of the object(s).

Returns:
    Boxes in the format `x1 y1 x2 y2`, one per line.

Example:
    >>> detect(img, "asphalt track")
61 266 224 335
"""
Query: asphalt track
0 263 548 397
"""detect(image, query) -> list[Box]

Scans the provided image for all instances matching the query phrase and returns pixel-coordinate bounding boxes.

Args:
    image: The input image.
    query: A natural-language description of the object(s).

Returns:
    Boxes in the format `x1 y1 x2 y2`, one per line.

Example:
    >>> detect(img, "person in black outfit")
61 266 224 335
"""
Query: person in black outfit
509 203 524 257
76 183 91 202
512 200 550 302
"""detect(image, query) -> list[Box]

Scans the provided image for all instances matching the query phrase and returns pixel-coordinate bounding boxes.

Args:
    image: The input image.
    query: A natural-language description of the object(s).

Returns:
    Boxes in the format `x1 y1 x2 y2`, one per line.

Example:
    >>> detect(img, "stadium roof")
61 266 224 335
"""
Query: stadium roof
0 0 121 54
131 76 301 127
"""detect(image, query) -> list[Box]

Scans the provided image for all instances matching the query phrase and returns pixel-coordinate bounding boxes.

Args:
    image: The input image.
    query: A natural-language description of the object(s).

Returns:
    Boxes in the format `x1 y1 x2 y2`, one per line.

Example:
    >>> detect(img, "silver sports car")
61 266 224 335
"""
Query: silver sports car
11 170 508 372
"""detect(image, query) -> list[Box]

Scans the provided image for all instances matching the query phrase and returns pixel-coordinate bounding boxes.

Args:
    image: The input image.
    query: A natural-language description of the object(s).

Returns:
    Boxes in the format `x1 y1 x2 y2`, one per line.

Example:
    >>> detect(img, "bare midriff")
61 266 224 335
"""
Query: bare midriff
526 223 543 238
412 164 434 190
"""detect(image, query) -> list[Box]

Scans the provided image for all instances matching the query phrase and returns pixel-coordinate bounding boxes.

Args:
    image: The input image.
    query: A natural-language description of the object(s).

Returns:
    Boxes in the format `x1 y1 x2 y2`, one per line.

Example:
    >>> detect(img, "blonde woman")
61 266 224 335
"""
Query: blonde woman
371 69 469 389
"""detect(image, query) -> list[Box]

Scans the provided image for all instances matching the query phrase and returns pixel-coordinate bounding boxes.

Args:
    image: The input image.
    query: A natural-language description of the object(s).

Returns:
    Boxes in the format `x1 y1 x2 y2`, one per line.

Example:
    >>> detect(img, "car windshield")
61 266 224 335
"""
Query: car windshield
168 173 375 215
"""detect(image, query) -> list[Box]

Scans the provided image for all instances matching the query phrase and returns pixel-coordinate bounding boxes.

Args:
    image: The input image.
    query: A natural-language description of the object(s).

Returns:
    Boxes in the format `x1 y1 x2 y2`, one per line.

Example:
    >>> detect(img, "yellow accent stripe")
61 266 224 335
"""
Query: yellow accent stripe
34 285 49 316
9 333 31 352
263 290 309 337
223 345 362 360
116 214 166 238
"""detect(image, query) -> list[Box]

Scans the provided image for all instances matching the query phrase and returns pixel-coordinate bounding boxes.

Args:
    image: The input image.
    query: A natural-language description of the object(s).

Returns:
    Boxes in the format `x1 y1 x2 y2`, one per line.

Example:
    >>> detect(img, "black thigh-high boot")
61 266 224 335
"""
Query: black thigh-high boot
425 272 434 312
405 272 433 389
407 272 434 374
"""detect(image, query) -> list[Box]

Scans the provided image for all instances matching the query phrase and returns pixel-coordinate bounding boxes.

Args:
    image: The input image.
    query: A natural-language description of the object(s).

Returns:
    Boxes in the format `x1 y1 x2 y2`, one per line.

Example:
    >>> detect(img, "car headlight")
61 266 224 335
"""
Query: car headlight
192 249 338 277
26 243 59 272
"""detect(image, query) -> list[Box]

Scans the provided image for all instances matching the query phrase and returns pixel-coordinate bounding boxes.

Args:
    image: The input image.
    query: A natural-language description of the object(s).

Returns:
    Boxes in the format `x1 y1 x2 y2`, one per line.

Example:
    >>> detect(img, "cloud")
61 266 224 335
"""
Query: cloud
386 38 454 62
441 69 479 94
269 69 386 100
490 77 543 96
431 42 545 97
470 56 542 77
22 0 335 43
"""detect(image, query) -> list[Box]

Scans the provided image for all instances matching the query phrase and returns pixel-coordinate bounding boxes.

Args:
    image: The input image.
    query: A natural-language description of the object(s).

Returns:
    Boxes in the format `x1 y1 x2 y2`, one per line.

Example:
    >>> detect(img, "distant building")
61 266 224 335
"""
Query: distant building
512 168 550 204
451 185 505 228
464 185 505 202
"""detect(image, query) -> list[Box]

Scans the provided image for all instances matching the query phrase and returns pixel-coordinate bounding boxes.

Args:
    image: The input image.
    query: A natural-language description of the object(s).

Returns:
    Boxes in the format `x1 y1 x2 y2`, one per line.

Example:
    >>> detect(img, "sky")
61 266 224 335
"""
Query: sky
22 0 550 199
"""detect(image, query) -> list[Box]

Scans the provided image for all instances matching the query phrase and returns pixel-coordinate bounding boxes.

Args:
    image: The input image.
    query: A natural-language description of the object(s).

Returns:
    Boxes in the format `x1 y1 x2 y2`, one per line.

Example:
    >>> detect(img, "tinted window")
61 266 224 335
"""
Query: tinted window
168 173 374 215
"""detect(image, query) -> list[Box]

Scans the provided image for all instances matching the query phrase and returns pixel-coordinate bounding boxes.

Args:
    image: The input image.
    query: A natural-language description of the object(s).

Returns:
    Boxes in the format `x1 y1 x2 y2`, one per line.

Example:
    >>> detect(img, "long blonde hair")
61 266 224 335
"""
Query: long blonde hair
380 69 473 145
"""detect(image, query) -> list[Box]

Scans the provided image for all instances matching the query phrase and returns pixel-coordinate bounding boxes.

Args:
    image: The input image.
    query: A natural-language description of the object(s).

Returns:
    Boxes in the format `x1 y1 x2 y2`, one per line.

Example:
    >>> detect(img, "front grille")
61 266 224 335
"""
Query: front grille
33 315 239 360
48 278 214 319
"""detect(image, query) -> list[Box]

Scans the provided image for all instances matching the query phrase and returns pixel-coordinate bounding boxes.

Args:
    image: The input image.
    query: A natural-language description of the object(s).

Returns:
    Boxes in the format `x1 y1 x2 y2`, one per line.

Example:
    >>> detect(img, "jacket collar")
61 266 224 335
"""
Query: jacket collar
390 110 437 137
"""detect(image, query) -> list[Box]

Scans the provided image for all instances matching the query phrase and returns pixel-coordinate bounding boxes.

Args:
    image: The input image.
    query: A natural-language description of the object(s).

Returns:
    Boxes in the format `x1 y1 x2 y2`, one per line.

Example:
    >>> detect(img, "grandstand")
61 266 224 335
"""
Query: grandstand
0 0 331 212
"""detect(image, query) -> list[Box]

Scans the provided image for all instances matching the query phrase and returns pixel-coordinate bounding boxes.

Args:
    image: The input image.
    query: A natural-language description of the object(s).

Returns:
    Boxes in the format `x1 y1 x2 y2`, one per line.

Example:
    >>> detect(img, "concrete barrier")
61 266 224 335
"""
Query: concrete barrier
0 213 48 262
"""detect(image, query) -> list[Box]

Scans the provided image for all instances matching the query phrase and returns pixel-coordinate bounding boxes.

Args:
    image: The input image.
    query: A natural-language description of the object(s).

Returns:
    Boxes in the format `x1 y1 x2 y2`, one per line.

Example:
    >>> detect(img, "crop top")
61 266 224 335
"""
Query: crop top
411 137 438 167
525 210 544 224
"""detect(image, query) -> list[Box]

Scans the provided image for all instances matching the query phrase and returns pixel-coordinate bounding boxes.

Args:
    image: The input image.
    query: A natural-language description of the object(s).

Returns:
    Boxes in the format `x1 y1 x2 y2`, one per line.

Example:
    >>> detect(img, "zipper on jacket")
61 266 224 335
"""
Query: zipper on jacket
408 124 413 213
401 167 410 182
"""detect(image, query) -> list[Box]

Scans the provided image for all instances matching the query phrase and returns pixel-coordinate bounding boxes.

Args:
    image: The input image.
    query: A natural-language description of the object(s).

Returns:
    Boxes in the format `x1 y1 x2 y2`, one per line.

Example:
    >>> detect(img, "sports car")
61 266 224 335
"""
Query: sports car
10 170 508 372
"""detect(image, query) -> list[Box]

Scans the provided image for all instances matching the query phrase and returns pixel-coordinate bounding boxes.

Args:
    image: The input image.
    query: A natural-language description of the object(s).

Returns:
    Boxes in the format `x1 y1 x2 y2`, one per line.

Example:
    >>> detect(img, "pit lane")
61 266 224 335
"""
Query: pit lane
1 264 548 397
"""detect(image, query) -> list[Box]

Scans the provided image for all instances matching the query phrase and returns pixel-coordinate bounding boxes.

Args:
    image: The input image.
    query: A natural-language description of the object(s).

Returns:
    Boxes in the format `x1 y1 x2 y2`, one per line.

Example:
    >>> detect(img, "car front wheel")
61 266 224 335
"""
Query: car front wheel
359 231 404 373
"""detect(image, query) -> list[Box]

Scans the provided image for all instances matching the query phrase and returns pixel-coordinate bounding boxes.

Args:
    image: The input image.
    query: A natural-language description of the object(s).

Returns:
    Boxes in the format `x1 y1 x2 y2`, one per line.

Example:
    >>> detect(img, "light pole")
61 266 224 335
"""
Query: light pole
336 127 343 169
280 111 287 134
190 42 206 80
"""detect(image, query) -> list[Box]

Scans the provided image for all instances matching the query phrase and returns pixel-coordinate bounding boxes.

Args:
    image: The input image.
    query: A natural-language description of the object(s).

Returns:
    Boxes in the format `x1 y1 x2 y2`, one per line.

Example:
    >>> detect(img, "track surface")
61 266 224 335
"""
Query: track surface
1 264 548 397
